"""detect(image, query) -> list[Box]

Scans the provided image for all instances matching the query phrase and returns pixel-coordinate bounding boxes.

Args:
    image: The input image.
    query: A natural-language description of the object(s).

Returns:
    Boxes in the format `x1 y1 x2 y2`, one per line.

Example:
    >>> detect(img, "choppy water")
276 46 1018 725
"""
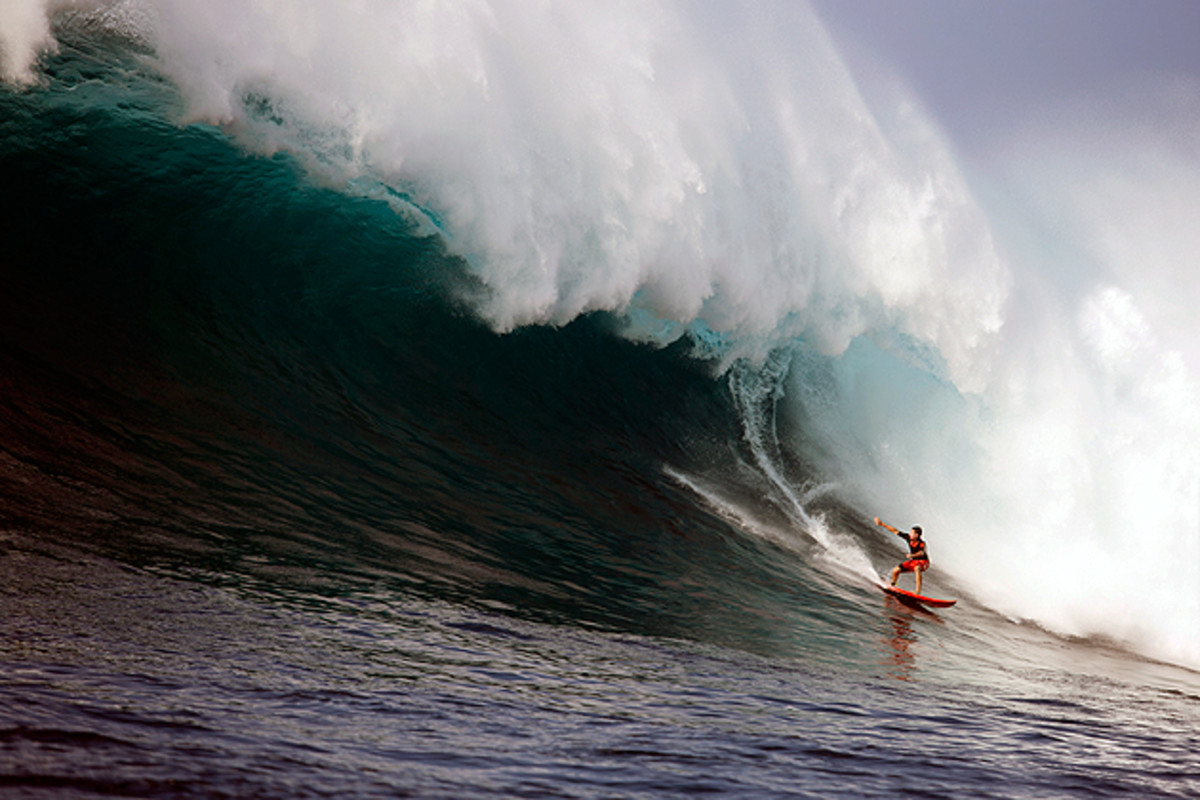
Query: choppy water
3 7 1200 798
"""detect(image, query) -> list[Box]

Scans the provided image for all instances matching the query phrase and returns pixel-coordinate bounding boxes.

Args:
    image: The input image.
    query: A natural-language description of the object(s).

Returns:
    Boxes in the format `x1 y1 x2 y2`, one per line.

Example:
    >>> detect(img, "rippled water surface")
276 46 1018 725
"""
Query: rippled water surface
4 533 1198 798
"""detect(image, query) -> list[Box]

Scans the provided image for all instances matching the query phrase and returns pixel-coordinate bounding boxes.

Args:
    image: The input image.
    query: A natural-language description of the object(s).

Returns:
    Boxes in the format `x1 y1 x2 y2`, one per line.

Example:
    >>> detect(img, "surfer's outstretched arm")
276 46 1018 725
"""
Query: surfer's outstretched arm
873 517 900 534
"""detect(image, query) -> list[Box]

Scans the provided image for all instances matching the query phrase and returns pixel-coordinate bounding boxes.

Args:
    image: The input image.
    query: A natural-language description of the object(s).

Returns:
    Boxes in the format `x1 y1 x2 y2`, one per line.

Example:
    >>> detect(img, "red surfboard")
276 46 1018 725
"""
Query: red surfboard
880 583 957 608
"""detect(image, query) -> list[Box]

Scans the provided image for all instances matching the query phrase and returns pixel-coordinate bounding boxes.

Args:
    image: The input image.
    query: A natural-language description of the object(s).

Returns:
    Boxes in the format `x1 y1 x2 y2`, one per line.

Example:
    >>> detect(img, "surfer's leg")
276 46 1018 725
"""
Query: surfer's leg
889 565 901 586
914 566 923 595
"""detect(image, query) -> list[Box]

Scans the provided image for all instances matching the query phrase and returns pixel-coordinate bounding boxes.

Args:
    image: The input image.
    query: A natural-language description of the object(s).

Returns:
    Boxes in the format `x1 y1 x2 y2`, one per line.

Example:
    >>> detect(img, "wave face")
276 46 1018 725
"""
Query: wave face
0 43 738 640
3 0 1199 681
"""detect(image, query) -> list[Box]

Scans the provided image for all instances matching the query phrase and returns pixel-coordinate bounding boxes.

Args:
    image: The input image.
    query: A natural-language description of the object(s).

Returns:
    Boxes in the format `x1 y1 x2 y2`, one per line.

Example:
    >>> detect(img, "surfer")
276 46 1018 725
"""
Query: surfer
875 517 929 595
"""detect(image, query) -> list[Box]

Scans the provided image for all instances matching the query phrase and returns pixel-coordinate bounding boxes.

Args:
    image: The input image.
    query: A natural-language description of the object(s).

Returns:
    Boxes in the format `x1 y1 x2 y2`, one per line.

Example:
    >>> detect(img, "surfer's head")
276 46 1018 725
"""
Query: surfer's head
910 525 923 539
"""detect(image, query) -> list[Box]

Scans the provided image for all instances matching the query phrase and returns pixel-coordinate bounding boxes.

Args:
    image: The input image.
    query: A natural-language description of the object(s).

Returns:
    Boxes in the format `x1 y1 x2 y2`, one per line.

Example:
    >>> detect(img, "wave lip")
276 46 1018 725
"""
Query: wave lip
6 1 1002 378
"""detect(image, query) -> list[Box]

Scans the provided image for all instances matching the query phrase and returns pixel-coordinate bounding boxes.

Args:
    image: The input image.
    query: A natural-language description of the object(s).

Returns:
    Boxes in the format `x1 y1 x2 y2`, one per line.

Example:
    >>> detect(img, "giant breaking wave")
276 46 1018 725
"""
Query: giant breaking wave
3 0 1198 669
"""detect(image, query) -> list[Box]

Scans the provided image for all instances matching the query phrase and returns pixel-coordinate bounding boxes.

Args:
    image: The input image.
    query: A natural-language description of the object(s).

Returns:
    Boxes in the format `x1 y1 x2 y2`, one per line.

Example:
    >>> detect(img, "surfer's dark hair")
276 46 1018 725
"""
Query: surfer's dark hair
912 526 923 535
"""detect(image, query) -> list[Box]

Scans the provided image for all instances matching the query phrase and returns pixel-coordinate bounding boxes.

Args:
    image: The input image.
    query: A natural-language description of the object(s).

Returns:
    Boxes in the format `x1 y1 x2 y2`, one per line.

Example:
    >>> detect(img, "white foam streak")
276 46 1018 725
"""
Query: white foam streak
727 355 878 582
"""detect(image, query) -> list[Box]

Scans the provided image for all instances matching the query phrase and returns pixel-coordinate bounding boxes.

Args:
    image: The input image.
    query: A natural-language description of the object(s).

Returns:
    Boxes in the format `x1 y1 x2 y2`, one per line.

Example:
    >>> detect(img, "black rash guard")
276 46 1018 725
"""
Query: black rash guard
899 532 928 563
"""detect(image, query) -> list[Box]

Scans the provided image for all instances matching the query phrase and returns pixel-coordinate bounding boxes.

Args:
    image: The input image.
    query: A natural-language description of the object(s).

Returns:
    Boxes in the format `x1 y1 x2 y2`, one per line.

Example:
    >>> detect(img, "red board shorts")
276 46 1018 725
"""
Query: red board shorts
898 559 929 573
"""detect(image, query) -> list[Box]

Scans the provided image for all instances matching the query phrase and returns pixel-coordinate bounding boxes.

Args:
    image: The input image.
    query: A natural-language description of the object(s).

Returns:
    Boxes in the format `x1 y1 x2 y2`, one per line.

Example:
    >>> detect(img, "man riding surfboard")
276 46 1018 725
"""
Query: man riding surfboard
874 517 929 595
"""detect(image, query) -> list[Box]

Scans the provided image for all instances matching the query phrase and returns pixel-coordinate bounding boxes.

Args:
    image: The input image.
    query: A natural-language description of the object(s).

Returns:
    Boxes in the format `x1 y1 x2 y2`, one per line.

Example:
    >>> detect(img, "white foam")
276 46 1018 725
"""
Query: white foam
663 464 876 588
0 0 55 83
778 91 1200 667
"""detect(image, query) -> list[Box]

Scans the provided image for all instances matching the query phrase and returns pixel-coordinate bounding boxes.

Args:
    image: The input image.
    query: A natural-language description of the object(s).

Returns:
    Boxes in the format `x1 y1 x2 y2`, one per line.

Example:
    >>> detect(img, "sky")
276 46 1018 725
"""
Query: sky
809 0 1200 153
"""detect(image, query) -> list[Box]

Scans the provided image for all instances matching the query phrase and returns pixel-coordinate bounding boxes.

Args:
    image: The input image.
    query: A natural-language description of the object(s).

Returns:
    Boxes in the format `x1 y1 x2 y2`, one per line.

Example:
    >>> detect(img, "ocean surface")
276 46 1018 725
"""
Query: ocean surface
3 5 1200 798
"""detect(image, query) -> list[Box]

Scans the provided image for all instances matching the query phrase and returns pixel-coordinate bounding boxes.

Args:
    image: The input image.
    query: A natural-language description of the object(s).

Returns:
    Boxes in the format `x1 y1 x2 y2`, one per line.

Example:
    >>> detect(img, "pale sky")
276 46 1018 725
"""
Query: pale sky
810 0 1200 150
